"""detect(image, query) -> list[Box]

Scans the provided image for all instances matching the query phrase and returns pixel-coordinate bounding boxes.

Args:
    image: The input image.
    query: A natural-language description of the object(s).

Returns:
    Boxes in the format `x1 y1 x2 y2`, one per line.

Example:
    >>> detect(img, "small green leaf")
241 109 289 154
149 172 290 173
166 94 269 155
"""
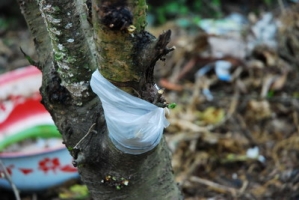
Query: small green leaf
20 47 38 66
168 103 176 109
67 146 73 151
267 90 274 98
116 185 121 190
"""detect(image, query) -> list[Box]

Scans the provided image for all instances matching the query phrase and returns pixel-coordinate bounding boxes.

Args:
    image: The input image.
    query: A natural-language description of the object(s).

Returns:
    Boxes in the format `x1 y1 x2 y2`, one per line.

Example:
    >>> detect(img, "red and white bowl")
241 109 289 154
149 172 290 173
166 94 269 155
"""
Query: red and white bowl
0 66 78 191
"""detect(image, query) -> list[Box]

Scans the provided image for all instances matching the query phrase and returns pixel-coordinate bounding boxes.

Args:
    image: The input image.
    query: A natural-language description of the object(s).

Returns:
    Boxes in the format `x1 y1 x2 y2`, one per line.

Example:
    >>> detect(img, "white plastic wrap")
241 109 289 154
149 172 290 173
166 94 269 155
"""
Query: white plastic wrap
90 70 169 154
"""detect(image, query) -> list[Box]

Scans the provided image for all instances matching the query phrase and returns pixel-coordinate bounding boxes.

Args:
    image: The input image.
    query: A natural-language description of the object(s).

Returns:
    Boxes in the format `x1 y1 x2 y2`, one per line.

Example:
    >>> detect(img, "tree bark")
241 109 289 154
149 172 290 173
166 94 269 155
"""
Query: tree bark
18 0 182 199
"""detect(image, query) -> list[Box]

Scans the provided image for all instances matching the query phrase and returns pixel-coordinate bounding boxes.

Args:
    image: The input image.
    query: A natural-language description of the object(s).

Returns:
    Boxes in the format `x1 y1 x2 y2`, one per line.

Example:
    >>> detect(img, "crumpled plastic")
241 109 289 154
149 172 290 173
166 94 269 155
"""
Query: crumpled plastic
90 70 169 154
196 60 232 101
196 60 232 82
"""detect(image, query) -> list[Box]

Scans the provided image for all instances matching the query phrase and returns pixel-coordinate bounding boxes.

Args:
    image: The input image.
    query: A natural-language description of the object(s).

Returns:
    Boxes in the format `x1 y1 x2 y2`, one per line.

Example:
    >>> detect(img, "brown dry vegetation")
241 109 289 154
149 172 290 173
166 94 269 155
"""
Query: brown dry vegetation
1 2 299 200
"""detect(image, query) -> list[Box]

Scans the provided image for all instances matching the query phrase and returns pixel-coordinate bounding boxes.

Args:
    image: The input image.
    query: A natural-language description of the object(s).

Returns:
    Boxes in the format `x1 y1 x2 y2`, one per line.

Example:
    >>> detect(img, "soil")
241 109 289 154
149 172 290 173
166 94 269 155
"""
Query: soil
1 1 299 200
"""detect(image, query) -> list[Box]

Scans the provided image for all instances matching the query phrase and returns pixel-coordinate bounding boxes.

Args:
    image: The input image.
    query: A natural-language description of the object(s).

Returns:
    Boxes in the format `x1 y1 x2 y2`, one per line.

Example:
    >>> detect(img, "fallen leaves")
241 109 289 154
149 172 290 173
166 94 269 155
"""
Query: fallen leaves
156 5 299 199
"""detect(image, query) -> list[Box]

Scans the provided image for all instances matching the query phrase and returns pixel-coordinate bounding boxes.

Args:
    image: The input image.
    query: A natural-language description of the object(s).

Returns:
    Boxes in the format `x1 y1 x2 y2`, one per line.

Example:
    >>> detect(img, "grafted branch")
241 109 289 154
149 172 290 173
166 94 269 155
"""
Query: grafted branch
93 0 174 104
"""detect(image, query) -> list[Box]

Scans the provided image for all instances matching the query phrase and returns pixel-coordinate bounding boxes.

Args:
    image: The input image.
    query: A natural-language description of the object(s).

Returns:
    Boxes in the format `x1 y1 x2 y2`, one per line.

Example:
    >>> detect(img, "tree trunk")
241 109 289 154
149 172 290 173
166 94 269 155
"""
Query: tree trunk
18 0 182 199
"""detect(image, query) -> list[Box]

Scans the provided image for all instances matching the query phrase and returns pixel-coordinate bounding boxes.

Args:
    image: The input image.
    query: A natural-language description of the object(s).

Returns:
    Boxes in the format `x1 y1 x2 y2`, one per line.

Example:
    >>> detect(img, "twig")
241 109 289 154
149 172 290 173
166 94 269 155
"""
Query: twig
238 180 249 196
278 0 285 13
168 119 209 132
227 91 239 118
74 123 96 149
177 155 203 185
192 92 298 102
0 159 20 200
293 111 299 135
272 134 299 170
236 114 256 146
261 75 277 98
189 176 238 196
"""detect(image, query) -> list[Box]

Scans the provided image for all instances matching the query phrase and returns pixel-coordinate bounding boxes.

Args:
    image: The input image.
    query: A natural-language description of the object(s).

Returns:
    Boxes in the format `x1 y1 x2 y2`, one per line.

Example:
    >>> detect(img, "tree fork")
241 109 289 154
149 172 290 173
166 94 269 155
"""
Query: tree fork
18 0 182 199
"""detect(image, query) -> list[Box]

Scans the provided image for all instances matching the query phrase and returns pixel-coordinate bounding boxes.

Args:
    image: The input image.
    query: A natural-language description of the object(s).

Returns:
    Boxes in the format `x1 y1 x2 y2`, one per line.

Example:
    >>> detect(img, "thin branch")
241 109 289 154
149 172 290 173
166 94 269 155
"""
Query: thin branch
0 160 20 200
74 123 96 149
189 176 238 196
278 0 285 13
18 0 52 69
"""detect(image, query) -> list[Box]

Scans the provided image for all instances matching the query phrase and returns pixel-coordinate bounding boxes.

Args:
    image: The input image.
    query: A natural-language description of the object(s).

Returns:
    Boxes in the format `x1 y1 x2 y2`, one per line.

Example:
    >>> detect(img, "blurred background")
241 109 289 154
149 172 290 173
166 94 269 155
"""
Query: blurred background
1 0 299 199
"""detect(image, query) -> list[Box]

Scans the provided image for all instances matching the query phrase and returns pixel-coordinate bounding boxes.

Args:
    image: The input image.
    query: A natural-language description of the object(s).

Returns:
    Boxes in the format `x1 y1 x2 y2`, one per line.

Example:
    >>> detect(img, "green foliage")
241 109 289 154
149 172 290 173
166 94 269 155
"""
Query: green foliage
59 184 89 199
153 2 188 24
148 0 277 25
0 12 24 32
263 0 274 6
267 90 275 98
0 17 9 32
148 0 222 25
293 92 299 98
212 0 221 7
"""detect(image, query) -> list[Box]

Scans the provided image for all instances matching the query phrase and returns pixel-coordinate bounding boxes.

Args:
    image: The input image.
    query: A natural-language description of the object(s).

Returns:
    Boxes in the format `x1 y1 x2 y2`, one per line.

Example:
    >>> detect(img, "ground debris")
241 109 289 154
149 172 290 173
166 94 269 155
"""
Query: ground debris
158 5 299 199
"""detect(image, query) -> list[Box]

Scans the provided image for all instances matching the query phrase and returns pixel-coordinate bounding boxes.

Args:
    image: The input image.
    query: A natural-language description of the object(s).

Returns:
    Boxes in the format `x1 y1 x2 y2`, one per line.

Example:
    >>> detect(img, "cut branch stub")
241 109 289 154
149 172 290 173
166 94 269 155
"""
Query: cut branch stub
144 29 174 84
133 30 175 104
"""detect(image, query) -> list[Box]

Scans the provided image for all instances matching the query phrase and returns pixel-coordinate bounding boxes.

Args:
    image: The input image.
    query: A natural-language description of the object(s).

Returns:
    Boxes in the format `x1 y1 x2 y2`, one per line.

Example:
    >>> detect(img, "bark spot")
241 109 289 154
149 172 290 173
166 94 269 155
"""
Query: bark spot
98 1 133 31
46 72 71 104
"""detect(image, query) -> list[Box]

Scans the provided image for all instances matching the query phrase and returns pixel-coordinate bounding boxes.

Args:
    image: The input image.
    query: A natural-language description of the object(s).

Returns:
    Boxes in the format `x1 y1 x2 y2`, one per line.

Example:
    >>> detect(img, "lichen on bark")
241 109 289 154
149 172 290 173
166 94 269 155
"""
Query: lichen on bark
38 0 96 105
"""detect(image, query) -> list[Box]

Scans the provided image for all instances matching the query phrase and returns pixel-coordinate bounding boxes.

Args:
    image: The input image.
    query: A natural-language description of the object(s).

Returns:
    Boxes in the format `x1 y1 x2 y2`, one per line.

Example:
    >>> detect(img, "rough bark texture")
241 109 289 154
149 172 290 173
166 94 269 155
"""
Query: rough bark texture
18 0 181 199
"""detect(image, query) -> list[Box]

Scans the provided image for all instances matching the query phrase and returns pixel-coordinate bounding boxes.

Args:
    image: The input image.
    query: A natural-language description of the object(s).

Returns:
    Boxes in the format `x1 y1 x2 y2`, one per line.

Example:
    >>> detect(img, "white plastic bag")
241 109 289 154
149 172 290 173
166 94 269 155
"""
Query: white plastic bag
90 70 169 154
